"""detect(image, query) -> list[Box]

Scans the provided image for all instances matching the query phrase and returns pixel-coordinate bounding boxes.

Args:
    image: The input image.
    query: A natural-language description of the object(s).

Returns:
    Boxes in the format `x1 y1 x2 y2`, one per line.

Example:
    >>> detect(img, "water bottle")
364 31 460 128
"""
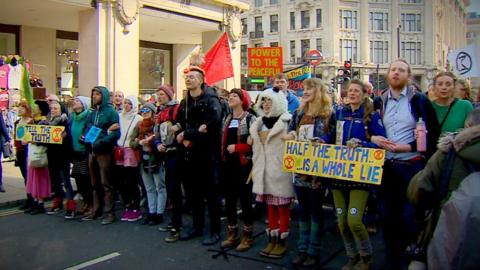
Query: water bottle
416 117 427 152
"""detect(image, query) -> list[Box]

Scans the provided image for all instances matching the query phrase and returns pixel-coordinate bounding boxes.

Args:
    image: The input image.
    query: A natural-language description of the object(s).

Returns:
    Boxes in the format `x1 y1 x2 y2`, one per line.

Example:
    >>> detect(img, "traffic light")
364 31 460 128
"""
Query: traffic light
343 60 352 79
330 78 336 90
337 69 345 84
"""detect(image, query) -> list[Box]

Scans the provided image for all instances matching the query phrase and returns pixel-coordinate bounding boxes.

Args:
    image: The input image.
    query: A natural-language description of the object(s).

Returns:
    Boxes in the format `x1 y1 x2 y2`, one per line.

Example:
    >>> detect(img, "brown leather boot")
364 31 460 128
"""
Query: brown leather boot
268 231 288 258
236 225 253 252
221 225 239 248
341 254 360 270
260 229 277 257
354 255 372 270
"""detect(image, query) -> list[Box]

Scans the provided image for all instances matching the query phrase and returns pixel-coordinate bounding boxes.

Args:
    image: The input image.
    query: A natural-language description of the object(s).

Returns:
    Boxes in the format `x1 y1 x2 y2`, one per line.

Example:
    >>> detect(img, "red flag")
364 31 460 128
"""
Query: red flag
201 32 234 85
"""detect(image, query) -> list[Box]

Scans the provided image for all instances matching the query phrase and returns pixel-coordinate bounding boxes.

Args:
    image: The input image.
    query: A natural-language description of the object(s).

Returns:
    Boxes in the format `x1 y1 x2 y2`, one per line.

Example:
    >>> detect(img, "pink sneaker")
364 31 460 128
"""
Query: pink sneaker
127 209 142 222
121 209 132 221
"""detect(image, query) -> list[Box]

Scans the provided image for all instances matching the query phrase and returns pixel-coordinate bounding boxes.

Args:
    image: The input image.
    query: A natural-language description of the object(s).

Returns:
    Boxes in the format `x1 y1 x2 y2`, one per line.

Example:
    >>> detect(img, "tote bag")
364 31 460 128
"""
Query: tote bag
28 144 48 168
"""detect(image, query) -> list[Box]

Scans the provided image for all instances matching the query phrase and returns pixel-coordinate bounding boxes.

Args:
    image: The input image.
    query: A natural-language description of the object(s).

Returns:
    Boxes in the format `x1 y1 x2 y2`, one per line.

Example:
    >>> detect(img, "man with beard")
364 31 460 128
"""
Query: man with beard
175 66 223 245
82 87 120 225
371 59 439 269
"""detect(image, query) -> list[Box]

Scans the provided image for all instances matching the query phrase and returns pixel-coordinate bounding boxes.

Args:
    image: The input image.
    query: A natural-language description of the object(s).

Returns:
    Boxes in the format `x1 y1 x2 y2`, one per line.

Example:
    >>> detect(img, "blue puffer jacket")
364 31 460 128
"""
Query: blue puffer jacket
335 104 386 148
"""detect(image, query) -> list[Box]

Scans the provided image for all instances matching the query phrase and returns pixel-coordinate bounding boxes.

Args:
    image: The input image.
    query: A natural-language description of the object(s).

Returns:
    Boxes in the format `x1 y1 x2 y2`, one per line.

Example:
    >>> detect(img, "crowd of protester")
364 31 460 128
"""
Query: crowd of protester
1 58 479 270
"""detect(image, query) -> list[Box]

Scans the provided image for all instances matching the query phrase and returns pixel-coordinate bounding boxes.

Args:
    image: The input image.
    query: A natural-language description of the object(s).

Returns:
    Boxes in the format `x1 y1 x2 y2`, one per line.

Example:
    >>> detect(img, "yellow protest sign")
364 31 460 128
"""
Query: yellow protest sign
15 124 65 144
284 65 311 80
283 141 385 185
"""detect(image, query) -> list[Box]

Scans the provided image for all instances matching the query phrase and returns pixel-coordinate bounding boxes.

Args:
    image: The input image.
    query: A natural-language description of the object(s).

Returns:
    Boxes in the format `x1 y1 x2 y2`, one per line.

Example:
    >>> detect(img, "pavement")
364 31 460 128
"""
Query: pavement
0 161 29 208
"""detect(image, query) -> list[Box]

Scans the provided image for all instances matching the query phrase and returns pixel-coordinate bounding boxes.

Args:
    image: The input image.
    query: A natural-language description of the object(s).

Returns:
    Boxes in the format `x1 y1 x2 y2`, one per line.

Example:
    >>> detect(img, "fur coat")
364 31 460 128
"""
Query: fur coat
250 112 294 198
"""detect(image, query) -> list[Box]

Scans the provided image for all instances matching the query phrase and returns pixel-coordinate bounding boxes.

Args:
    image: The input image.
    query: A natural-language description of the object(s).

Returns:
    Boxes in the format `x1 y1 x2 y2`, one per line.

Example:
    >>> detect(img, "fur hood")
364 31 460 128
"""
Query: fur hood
437 125 480 153
255 88 288 117
453 125 480 152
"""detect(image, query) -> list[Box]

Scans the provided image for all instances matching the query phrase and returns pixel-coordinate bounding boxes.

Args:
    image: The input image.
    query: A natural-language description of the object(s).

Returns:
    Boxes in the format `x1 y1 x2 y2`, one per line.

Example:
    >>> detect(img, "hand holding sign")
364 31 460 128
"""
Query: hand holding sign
283 141 386 185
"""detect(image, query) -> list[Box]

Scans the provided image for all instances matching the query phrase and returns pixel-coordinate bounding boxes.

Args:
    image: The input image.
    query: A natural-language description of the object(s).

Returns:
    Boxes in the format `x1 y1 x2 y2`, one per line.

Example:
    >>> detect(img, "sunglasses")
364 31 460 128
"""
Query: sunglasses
140 108 152 113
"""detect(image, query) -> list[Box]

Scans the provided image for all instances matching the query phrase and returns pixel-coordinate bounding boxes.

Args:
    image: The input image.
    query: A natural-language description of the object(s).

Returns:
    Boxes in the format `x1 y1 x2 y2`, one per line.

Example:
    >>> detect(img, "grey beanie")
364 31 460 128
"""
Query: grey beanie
75 96 91 111
141 102 157 114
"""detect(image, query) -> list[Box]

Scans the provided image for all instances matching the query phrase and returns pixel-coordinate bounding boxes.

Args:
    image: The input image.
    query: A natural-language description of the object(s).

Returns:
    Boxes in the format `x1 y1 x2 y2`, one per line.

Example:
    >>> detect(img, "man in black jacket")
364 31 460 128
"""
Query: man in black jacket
175 66 223 245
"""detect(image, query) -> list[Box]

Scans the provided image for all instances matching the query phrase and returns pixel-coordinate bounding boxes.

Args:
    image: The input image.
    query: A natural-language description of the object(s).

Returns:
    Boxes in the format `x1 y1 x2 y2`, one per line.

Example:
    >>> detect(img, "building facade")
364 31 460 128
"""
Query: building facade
0 0 249 98
241 0 468 92
467 10 480 91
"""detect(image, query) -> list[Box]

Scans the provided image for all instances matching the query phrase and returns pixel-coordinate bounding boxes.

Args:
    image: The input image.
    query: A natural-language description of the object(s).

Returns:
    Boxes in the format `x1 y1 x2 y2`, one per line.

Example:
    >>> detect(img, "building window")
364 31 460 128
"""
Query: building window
401 13 421 32
254 43 263 48
255 0 262 7
241 18 247 35
290 40 296 63
369 12 388 31
301 10 310 29
316 38 322 52
301 39 310 59
270 42 279 47
290 12 296 30
270 15 279 32
401 41 421 65
241 45 247 66
254 16 263 33
401 0 421 3
270 0 278 5
340 39 358 62
339 10 358 29
316 9 322 28
369 41 389 64
139 44 172 94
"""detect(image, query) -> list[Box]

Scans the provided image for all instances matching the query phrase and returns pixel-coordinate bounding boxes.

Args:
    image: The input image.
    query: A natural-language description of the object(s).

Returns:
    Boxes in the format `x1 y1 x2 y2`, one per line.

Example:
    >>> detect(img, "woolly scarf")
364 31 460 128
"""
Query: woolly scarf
138 118 155 153
139 118 155 139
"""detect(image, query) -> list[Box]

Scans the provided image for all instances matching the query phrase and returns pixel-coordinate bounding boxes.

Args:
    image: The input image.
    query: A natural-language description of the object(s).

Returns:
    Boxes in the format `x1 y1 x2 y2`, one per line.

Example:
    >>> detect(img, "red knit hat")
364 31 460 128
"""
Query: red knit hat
157 85 174 100
230 88 251 111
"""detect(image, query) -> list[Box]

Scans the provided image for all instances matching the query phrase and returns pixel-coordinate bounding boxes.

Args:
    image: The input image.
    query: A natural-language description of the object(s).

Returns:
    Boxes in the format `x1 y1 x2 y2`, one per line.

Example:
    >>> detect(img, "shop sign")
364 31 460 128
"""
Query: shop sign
247 47 283 77
283 141 385 185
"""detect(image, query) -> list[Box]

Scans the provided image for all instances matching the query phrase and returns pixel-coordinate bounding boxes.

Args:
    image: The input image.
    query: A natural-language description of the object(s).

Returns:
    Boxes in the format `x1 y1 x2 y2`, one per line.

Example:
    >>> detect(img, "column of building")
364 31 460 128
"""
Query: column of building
78 1 139 97
360 0 370 82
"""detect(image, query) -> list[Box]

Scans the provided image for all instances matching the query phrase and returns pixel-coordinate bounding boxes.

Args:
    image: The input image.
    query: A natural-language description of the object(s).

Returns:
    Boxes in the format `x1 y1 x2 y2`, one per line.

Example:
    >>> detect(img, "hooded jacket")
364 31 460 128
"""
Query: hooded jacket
408 125 480 207
117 95 142 148
250 89 294 199
84 86 120 154
70 96 90 153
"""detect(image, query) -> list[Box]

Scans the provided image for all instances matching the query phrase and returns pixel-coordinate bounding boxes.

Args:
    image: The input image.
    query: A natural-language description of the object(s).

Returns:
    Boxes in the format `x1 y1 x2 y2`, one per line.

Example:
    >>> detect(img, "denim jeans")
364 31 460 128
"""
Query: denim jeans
48 157 73 200
141 164 167 215
294 185 325 256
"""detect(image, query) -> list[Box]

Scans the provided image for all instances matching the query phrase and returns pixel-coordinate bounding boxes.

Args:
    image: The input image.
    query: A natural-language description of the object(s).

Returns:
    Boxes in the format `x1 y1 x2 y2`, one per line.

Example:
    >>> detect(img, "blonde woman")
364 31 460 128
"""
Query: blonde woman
285 78 336 267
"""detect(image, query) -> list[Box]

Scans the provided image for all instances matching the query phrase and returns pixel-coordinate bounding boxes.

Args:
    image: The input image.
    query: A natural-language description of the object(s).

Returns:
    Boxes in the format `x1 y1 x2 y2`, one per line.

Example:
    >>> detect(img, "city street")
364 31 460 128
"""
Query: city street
0 181 387 270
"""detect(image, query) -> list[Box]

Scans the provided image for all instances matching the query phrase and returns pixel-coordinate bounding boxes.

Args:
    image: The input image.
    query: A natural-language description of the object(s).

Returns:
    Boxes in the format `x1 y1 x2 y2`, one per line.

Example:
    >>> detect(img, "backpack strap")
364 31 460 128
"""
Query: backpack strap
438 147 456 203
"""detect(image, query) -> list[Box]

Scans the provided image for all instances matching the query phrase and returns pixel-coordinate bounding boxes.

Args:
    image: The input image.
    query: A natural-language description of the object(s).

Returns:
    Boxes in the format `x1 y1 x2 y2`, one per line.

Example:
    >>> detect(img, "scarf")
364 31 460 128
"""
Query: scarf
262 116 280 129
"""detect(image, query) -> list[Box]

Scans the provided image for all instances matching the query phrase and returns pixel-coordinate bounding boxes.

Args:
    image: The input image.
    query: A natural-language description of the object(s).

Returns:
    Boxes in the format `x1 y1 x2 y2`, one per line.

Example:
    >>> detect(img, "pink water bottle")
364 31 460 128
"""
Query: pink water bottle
416 117 427 152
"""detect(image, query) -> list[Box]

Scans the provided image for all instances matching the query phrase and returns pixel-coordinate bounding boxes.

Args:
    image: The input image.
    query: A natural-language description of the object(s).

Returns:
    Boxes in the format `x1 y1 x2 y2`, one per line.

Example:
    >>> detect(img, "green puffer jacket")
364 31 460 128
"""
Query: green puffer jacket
408 125 480 207
84 86 120 154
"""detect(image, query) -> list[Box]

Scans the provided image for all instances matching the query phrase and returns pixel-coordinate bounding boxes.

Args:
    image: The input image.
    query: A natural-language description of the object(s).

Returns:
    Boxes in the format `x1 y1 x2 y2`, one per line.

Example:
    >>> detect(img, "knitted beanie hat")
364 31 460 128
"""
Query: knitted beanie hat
140 102 157 114
158 85 174 100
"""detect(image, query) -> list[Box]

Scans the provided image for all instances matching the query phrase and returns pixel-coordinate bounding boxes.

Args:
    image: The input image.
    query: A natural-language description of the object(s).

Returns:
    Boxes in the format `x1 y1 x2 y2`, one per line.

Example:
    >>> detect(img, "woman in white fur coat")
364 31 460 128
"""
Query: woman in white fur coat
250 87 294 259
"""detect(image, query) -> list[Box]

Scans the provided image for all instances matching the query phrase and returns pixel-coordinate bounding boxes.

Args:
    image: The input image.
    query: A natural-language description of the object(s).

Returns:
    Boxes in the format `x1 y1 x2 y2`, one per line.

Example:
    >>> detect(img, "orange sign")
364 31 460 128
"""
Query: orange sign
247 47 283 77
